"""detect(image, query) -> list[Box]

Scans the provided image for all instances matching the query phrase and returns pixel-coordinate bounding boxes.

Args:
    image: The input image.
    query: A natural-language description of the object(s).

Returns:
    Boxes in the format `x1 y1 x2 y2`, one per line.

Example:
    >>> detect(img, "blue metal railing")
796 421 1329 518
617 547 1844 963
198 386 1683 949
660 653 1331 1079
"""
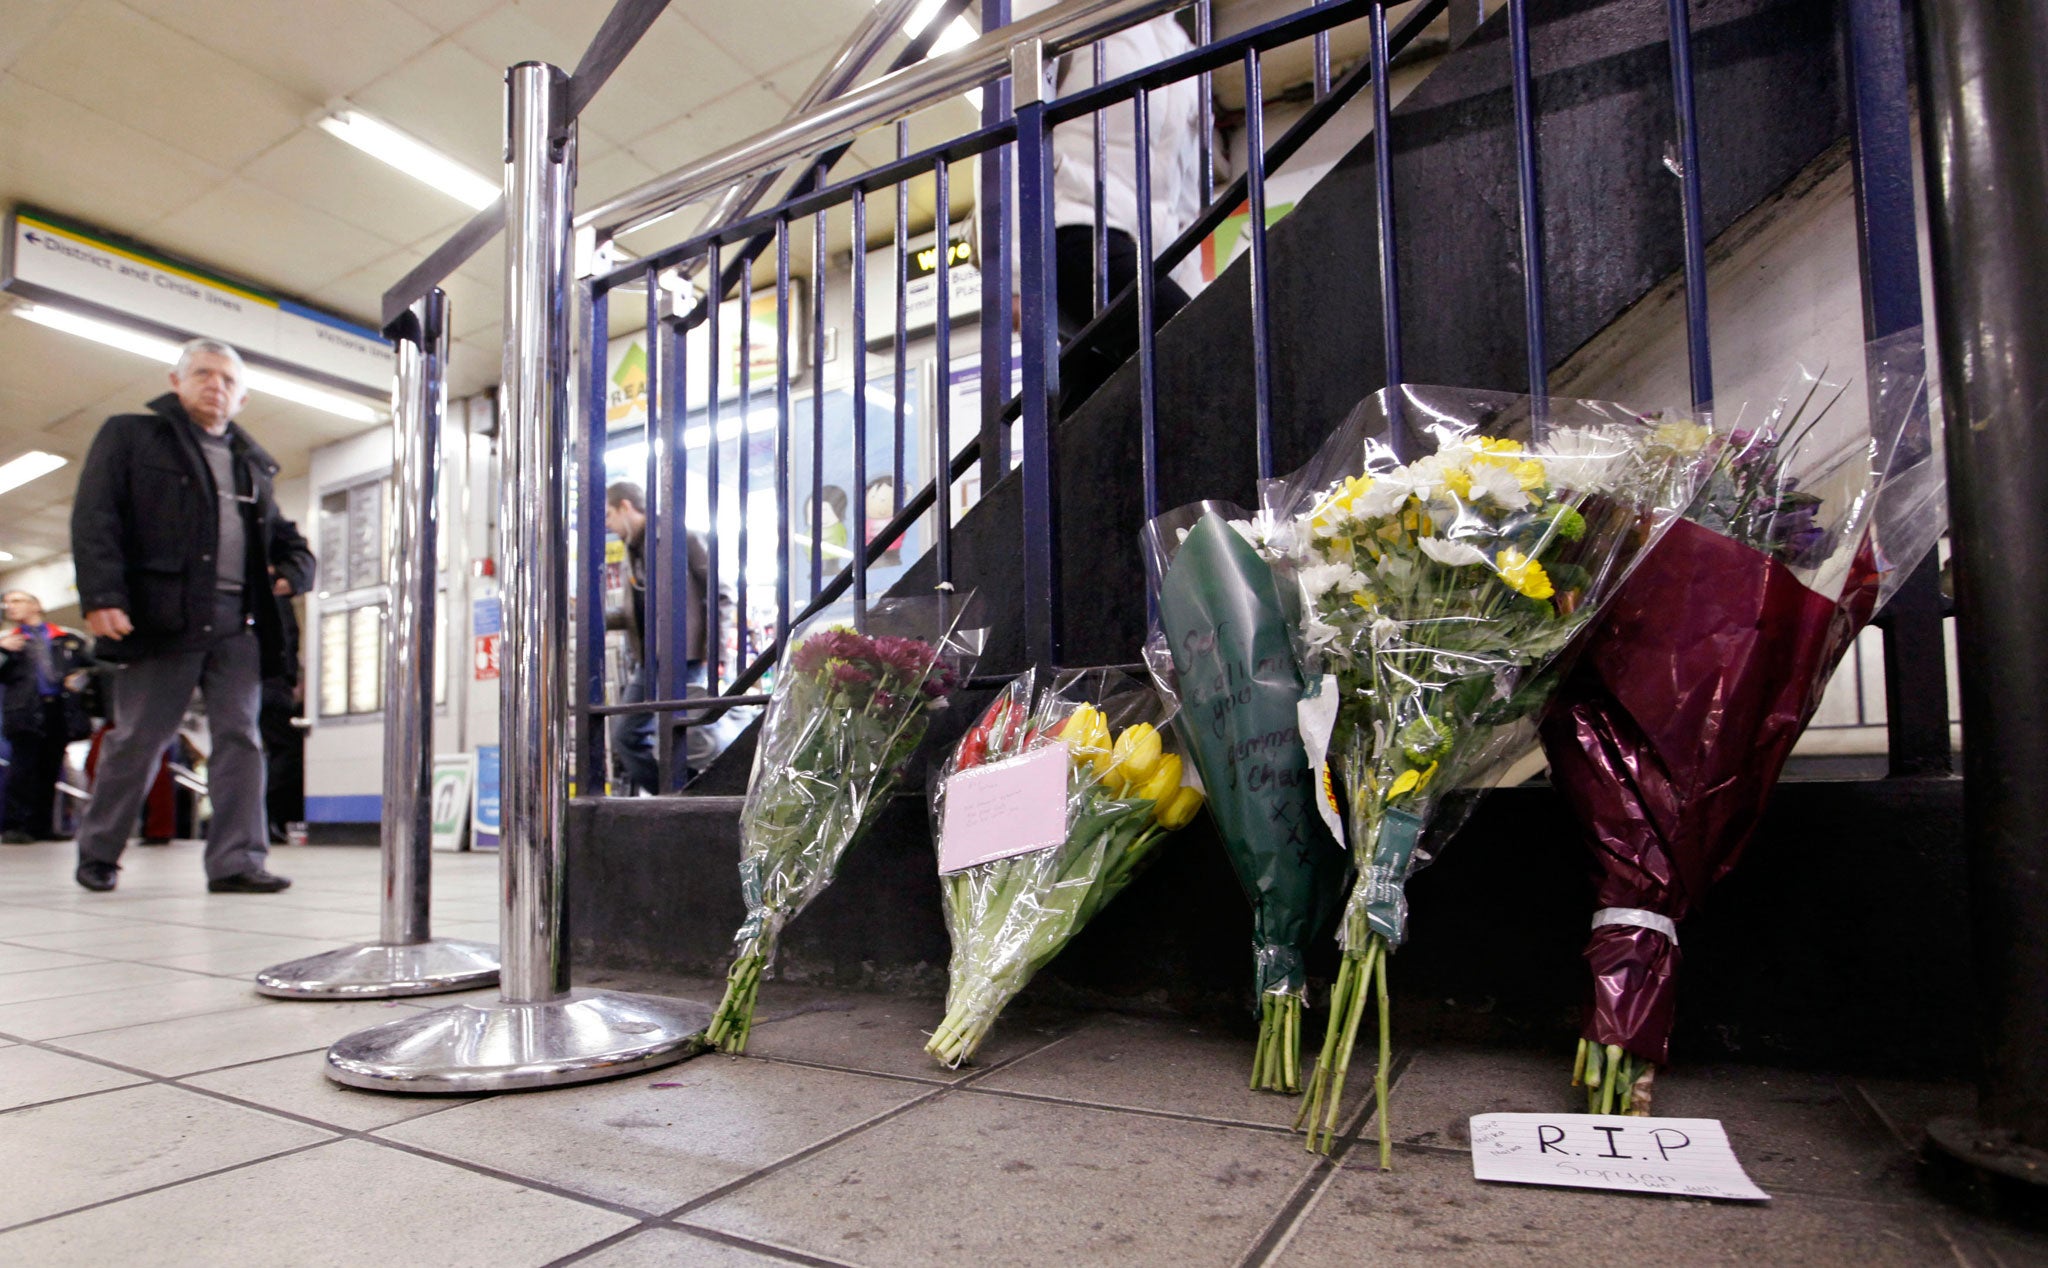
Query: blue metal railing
566 0 1947 795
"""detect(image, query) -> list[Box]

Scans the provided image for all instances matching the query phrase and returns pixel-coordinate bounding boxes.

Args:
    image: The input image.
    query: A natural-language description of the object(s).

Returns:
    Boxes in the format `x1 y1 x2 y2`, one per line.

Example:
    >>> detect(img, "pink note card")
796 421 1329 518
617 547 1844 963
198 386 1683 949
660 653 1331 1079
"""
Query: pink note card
937 743 1071 874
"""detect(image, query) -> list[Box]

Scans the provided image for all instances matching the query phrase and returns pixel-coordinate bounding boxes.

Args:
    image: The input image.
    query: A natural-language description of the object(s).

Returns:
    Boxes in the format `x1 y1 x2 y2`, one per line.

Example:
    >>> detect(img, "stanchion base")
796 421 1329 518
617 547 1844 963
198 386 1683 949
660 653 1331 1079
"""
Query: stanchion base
1923 1116 2048 1227
323 989 710 1094
254 940 501 999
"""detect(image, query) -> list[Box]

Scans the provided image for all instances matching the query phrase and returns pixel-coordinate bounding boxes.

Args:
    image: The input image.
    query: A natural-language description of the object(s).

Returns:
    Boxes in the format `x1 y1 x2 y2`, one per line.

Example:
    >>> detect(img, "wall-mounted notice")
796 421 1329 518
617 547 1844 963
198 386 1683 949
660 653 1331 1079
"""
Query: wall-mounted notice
3 208 390 393
1468 1114 1769 1202
937 743 1070 874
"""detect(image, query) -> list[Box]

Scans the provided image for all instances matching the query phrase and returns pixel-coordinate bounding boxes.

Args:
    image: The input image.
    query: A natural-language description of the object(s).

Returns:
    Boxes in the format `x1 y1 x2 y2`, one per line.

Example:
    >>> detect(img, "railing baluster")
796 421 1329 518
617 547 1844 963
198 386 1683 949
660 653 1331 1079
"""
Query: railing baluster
580 282 608 795
644 266 674 793
852 186 870 611
736 256 753 670
933 156 955 588
1196 0 1215 201
1369 0 1406 462
775 218 793 657
671 314 693 770
1665 0 1712 411
1133 87 1160 527
1507 0 1549 415
979 0 1015 497
705 241 724 694
1243 49 1275 481
894 121 911 517
1015 39 1064 669
1313 0 1332 101
811 195 828 601
1093 43 1110 315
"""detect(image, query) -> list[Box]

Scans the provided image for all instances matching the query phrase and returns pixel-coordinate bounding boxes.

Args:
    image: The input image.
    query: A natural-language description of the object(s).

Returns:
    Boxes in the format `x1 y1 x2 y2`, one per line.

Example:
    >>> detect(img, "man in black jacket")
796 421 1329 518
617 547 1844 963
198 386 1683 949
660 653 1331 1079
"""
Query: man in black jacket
0 589 96 843
69 338 316 893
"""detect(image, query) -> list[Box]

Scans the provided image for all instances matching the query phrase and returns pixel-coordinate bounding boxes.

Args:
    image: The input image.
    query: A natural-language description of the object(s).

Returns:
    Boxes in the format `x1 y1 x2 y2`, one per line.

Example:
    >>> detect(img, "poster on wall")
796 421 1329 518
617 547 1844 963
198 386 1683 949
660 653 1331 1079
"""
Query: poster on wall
429 755 473 852
602 278 806 430
473 745 500 848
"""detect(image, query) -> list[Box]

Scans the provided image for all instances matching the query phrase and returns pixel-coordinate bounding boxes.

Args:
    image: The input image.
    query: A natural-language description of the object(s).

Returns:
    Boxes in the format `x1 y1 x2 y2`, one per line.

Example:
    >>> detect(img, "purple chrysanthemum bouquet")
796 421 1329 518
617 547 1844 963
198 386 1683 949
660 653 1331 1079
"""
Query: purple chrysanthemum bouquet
706 594 982 1052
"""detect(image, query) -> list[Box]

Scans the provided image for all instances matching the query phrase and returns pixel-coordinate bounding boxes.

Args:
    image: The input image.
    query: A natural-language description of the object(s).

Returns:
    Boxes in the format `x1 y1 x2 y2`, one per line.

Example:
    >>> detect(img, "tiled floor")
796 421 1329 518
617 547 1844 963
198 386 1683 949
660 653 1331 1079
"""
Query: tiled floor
1 839 2042 1267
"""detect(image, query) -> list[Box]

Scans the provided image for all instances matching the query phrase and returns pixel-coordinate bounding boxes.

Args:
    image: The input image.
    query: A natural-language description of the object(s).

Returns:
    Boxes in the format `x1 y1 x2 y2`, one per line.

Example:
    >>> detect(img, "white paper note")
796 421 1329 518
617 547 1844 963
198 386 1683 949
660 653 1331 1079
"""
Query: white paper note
937 744 1071 874
1468 1113 1769 1202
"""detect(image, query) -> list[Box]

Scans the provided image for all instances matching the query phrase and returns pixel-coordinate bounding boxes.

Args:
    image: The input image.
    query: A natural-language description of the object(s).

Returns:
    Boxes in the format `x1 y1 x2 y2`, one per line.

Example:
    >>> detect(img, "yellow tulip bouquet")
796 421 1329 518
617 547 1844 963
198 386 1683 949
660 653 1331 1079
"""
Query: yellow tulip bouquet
1264 386 1701 1163
925 669 1204 1068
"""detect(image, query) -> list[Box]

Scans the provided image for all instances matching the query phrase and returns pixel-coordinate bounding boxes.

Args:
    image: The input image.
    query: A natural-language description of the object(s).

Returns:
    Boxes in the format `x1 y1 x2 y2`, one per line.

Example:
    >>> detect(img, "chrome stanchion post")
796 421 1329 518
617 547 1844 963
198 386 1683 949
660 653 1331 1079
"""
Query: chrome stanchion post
254 289 499 999
324 62 709 1092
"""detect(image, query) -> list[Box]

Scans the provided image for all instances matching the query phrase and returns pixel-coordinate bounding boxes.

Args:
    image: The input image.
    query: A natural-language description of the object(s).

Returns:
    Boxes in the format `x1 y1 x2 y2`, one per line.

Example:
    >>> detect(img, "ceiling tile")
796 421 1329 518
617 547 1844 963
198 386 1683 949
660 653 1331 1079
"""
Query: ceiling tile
0 0 69 73
351 39 506 178
306 246 422 331
12 0 308 170
151 176 403 294
119 0 441 103
401 0 503 37
0 73 228 232
578 147 660 209
685 0 871 78
575 14 753 148
450 0 608 70
240 128 473 250
624 82 794 178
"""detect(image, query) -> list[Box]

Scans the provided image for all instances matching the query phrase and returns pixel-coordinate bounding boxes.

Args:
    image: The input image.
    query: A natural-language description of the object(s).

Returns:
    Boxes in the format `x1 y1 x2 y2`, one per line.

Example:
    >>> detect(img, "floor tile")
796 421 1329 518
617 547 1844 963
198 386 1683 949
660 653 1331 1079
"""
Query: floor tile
1646 1065 1917 1201
1850 1076 1976 1152
5 923 311 959
1274 1146 1956 1266
54 996 435 1077
0 1082 333 1228
141 934 351 977
689 1090 1312 1266
975 1011 1304 1129
0 908 133 939
0 1138 632 1265
736 981 1073 1085
1360 1044 1575 1151
0 944 105 975
378 1055 931 1215
592 1226 838 1267
0 960 208 1007
0 1044 146 1111
0 975 261 1040
181 1050 479 1132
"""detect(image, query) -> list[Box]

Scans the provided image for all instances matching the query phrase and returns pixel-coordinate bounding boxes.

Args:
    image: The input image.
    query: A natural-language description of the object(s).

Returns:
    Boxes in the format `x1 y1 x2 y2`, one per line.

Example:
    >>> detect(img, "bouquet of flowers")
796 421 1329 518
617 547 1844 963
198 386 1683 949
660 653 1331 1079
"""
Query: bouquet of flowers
1264 385 1702 1162
1540 332 1947 1113
925 669 1204 1067
1142 501 1348 1094
705 593 983 1053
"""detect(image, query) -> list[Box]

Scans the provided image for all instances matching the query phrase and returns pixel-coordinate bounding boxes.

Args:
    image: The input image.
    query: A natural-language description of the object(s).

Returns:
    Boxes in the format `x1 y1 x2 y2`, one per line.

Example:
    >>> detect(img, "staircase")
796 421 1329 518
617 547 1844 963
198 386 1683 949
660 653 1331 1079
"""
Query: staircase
567 0 1966 1073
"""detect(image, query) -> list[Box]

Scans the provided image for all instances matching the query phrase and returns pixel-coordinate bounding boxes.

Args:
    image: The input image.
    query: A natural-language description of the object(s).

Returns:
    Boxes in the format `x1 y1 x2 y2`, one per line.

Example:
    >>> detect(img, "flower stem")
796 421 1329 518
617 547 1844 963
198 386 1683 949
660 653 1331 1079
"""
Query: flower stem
705 951 766 1053
1374 941 1392 1171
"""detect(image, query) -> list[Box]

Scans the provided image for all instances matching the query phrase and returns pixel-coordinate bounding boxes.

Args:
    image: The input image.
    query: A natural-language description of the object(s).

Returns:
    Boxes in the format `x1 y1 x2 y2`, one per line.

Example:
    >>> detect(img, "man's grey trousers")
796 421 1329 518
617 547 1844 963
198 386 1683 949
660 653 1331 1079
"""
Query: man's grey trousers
76 622 269 881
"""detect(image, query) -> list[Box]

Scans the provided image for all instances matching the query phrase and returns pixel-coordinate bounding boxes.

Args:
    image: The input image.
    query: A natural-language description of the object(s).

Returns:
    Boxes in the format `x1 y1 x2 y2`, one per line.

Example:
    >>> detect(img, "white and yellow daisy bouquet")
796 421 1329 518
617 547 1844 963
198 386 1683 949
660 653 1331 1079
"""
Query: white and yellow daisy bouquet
1263 385 1704 1164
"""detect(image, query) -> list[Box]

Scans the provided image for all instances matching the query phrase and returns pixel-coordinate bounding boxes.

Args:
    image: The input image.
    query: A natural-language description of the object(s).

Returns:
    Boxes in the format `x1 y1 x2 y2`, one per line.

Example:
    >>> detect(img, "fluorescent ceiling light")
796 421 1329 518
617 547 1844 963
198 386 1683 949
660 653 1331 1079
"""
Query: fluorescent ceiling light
0 451 67 497
898 1 982 110
14 305 385 424
0 550 15 562
318 108 498 211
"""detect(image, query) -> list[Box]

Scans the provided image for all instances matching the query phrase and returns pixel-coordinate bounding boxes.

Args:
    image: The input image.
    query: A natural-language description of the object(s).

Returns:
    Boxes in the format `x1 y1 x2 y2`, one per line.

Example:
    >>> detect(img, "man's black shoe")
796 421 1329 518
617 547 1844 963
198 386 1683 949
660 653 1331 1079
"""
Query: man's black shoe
2 830 34 844
207 870 293 893
75 861 118 892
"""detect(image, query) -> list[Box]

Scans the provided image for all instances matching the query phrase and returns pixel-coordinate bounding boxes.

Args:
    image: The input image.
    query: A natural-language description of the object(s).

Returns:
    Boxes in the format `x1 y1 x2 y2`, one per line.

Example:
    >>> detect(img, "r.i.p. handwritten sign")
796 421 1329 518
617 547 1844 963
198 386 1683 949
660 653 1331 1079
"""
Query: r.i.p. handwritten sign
1468 1114 1769 1202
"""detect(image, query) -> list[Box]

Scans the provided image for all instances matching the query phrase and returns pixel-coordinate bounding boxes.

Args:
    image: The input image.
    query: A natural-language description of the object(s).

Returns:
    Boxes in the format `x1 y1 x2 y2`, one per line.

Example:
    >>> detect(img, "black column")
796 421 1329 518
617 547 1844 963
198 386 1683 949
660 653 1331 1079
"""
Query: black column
1912 0 2048 1209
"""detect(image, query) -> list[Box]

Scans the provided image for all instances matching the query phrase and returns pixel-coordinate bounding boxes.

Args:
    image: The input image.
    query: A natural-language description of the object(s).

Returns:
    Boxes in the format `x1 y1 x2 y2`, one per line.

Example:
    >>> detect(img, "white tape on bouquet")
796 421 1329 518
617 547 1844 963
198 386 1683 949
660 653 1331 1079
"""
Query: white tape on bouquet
1592 907 1679 945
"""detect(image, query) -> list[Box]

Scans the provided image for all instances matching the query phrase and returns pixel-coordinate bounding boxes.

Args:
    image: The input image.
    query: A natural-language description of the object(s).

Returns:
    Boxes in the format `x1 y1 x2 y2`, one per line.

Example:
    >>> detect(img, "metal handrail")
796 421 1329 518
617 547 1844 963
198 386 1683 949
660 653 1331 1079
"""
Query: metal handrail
577 0 1193 242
